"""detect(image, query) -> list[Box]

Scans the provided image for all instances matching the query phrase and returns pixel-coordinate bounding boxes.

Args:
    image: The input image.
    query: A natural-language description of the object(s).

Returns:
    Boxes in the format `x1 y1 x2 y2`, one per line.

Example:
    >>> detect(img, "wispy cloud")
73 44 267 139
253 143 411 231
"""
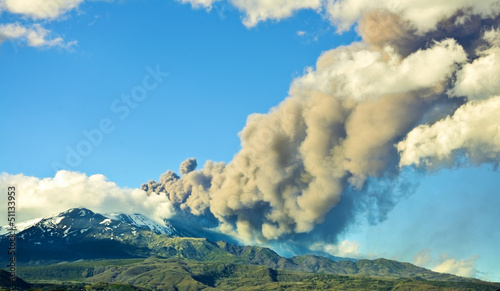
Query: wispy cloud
413 249 432 266
178 0 220 10
413 250 479 278
229 0 322 27
433 254 479 278
310 240 361 258
0 23 76 48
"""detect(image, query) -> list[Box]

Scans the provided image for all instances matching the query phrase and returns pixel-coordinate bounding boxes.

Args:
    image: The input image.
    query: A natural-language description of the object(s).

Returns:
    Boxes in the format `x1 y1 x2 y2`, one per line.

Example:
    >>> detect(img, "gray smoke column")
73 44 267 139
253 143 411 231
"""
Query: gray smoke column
144 2 500 246
180 158 197 175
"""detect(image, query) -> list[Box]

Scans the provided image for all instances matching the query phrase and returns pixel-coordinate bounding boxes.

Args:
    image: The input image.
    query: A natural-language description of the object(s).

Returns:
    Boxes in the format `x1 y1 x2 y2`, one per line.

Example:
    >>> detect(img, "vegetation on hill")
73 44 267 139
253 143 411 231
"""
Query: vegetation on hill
7 257 500 291
2 208 499 290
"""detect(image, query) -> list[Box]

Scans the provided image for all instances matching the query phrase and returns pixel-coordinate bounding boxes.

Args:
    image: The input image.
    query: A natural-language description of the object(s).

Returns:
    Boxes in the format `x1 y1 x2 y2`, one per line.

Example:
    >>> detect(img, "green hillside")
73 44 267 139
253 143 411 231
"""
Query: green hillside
3 209 499 290
9 257 500 291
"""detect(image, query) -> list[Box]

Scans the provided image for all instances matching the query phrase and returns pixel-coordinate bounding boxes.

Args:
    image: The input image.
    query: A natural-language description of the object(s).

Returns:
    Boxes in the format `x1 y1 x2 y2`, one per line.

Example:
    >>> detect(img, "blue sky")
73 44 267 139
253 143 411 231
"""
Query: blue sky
1 0 500 282
0 1 359 186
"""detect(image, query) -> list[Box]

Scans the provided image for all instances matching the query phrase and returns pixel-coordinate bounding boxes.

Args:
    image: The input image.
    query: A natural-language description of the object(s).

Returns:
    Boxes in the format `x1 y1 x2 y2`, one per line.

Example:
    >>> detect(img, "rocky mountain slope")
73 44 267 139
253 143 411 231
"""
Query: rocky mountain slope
0 207 494 288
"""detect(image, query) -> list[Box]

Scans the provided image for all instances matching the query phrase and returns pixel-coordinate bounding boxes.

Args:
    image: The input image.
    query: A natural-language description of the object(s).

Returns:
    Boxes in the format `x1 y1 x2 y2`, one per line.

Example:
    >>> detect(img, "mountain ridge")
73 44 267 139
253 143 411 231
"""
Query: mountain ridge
0 207 491 286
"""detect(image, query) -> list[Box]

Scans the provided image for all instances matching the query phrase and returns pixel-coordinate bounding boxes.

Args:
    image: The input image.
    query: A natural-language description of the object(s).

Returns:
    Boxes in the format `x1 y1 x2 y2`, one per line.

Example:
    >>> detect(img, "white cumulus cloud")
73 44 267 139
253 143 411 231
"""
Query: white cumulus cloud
325 0 500 33
0 171 174 225
291 38 467 101
398 96 500 168
450 29 500 100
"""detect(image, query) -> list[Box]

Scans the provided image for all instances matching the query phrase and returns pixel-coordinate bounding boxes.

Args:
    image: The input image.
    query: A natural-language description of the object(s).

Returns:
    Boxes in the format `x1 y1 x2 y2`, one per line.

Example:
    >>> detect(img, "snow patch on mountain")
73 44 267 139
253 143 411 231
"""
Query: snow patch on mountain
104 212 176 235
40 215 65 228
100 218 112 225
53 216 64 225
0 207 182 241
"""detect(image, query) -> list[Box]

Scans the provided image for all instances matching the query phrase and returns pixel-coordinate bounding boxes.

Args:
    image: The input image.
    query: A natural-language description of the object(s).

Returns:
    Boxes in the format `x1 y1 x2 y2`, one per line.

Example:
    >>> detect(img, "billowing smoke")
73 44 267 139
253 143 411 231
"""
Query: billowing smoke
180 158 198 175
143 2 500 247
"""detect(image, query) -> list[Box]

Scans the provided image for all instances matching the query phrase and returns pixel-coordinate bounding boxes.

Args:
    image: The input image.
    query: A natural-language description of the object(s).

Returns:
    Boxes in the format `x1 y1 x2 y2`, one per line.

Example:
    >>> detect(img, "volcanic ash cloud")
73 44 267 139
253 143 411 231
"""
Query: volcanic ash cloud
144 2 500 244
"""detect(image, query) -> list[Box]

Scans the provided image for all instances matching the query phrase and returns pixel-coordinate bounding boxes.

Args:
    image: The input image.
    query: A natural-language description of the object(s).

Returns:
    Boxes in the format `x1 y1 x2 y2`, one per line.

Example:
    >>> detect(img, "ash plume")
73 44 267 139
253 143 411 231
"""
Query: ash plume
180 158 198 175
143 2 500 248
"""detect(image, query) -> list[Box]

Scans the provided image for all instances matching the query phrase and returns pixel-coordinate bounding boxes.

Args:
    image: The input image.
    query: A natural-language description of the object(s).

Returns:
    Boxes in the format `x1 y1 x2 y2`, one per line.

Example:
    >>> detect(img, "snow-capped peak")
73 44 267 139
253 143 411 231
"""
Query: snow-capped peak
0 208 181 239
104 212 176 235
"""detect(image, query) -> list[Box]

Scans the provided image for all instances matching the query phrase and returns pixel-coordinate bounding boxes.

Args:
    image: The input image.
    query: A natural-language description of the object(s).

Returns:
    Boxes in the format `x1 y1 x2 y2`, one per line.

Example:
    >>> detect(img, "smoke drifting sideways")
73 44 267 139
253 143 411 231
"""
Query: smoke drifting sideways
143 3 500 251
